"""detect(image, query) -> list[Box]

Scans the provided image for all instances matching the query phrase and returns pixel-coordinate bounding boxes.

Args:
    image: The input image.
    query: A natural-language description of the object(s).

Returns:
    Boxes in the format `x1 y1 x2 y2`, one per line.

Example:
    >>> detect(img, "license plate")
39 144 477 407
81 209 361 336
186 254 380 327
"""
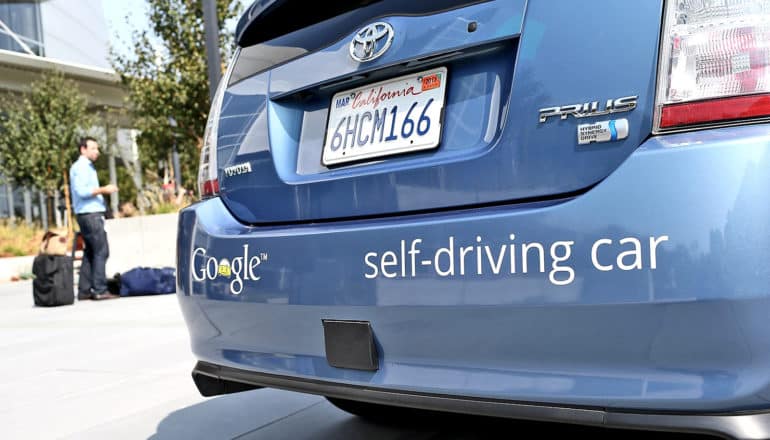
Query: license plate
322 67 448 166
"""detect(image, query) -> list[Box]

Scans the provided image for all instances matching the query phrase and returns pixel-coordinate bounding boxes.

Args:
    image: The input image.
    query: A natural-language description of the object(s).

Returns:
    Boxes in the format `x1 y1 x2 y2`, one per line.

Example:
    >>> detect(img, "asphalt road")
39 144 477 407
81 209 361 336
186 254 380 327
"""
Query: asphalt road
0 281 716 439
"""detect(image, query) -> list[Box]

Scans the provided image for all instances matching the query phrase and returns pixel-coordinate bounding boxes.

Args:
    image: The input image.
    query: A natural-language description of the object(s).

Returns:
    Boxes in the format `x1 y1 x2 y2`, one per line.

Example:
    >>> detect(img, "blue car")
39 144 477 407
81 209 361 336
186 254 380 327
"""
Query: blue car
178 1 770 437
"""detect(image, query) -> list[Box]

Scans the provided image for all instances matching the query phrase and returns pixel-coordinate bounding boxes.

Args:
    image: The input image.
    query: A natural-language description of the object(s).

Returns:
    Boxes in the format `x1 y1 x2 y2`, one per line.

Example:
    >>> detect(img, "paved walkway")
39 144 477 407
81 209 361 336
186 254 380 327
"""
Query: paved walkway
0 281 204 439
0 281 706 439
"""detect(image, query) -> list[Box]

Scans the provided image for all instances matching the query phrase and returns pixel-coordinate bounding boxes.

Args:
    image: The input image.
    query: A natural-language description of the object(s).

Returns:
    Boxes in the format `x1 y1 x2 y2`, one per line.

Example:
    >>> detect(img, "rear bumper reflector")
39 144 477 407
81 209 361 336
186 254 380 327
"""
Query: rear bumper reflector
660 94 770 129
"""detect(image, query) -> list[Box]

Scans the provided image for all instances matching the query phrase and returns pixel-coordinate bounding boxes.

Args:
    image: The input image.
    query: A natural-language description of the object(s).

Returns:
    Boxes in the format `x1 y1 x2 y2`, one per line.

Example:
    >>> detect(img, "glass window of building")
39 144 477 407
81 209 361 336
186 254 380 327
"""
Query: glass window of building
0 1 44 56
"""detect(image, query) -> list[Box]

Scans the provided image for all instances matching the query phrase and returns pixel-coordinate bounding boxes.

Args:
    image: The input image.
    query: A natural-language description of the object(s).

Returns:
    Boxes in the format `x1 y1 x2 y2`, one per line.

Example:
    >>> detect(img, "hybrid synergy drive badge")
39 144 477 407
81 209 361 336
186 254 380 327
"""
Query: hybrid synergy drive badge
577 119 629 145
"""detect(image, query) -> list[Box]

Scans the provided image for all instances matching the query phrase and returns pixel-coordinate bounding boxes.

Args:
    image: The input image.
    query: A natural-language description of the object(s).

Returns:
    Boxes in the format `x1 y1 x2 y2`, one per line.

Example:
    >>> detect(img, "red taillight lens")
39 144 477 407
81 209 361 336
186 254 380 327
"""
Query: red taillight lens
197 48 240 199
660 93 770 128
201 178 219 197
655 1 770 132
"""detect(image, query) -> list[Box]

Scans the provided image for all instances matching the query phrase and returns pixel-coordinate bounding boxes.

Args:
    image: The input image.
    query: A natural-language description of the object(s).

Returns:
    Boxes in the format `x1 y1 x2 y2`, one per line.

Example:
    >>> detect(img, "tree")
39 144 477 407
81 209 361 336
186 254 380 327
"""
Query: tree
0 70 92 234
112 0 242 193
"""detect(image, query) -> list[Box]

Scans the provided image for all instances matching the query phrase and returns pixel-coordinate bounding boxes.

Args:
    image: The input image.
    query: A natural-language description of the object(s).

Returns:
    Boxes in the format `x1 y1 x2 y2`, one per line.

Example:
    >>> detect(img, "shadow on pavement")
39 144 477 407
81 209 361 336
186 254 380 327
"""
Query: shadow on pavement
149 388 721 440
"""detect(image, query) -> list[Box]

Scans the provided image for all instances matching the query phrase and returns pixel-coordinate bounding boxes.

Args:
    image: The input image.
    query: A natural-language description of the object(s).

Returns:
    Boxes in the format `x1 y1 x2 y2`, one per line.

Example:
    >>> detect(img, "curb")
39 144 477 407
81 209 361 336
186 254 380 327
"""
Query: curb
0 255 35 282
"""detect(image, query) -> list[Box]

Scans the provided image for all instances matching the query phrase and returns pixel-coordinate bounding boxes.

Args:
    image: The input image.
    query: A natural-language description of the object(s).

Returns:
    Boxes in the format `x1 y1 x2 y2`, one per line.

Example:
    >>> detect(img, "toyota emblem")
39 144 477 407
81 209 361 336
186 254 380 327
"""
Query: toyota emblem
349 22 394 62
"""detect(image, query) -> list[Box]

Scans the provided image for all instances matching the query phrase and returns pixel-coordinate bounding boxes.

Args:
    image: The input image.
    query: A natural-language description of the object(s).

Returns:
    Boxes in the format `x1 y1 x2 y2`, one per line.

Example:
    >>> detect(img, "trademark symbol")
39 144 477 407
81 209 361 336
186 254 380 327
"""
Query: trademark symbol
260 253 268 261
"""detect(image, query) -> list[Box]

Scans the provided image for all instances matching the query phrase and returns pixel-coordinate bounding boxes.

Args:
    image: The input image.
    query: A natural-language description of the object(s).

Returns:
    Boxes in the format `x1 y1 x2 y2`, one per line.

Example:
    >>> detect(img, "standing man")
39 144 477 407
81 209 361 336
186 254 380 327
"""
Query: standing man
70 137 119 300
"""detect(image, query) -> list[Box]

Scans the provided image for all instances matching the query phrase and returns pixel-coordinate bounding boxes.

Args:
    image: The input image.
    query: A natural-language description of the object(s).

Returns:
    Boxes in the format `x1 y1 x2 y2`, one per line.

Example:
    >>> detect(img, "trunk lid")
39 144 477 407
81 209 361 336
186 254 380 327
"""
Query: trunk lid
216 0 663 224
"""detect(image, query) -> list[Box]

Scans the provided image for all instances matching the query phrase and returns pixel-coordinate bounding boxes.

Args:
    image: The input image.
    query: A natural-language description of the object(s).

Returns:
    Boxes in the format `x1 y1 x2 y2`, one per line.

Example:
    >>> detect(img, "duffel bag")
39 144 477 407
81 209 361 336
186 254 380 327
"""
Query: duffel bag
119 267 176 296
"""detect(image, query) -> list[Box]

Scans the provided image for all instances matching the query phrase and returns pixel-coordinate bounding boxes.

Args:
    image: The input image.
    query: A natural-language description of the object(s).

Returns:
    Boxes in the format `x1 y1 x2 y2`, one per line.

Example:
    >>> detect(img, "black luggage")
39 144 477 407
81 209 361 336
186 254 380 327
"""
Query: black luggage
32 254 74 306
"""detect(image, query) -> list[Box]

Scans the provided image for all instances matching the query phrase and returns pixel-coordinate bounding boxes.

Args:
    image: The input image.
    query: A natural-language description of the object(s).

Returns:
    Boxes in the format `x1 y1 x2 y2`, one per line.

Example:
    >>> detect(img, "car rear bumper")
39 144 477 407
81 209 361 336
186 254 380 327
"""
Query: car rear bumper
177 124 770 419
192 360 770 439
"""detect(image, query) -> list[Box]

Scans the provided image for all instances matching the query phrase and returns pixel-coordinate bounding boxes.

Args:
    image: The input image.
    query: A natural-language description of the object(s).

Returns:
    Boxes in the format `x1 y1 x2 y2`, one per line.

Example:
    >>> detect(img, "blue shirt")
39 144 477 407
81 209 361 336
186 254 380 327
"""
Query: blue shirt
69 155 105 214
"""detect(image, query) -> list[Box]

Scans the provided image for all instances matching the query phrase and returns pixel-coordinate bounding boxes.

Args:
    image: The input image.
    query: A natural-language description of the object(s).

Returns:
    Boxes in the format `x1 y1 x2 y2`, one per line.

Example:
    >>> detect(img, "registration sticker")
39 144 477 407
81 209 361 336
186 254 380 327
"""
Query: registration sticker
421 73 442 91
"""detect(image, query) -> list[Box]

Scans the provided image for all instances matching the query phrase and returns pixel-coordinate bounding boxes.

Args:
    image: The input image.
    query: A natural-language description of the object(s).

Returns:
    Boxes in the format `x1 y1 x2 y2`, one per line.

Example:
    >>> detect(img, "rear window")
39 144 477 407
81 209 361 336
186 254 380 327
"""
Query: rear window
231 0 486 85
237 0 487 48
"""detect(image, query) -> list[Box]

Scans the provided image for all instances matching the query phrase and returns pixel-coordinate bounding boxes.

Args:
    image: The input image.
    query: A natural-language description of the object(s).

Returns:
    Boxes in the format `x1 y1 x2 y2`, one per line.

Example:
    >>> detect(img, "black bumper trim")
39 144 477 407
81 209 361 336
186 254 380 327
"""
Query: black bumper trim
193 361 770 439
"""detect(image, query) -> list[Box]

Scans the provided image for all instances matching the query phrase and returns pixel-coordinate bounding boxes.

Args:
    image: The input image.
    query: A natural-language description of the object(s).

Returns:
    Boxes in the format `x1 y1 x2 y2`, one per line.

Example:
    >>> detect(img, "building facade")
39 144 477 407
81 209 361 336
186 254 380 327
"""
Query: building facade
0 0 131 227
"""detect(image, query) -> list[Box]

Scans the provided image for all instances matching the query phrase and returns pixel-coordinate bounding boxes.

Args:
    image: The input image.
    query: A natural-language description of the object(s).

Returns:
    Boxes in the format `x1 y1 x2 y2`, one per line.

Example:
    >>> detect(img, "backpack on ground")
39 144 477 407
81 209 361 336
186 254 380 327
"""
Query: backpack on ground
39 227 69 256
32 254 74 306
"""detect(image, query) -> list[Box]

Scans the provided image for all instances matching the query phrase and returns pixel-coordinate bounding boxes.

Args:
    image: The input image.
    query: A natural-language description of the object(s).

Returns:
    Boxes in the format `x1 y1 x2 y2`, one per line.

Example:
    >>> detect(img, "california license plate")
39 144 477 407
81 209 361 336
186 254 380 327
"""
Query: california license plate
322 67 448 166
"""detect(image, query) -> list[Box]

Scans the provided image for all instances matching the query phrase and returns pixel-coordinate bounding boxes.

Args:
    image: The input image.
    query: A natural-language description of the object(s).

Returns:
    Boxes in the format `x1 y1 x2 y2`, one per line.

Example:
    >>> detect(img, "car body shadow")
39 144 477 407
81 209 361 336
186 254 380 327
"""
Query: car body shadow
149 388 718 440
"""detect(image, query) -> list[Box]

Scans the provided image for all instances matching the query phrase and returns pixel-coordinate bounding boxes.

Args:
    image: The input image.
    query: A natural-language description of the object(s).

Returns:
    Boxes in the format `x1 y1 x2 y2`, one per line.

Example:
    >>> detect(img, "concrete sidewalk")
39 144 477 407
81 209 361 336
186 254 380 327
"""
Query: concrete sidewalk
0 281 205 439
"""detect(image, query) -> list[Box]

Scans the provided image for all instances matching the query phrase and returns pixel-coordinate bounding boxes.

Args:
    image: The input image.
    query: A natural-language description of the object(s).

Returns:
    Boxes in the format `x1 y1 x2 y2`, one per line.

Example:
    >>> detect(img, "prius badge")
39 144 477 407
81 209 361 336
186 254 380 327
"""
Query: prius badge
538 96 638 123
350 22 394 62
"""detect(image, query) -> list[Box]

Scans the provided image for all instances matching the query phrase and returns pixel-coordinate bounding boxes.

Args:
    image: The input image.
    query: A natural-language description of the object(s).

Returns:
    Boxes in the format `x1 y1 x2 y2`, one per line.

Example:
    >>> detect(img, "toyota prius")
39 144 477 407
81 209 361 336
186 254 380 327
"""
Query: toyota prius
177 1 770 438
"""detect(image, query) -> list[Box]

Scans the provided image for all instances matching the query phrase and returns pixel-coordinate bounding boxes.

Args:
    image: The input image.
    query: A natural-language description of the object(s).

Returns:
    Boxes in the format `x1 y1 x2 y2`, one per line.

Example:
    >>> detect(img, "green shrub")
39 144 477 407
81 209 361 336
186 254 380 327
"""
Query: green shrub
138 184 192 215
0 221 44 257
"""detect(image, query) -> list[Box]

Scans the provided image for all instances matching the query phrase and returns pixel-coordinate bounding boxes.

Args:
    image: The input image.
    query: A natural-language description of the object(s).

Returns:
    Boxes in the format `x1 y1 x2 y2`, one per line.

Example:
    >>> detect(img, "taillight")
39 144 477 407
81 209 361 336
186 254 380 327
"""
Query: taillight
654 0 770 132
198 48 240 198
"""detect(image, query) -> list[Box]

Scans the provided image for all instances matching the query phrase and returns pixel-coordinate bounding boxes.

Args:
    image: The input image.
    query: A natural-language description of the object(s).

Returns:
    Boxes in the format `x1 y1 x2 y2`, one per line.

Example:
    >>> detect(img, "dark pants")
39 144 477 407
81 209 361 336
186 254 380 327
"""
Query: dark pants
76 212 109 295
